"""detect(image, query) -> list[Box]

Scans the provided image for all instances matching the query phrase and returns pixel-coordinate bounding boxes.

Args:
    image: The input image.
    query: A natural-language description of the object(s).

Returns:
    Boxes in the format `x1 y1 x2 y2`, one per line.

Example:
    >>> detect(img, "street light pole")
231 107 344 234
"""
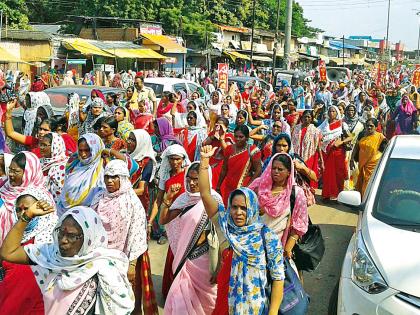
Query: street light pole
250 0 257 68
417 11 420 61
284 0 293 70
272 0 281 83
342 35 345 66
385 0 391 62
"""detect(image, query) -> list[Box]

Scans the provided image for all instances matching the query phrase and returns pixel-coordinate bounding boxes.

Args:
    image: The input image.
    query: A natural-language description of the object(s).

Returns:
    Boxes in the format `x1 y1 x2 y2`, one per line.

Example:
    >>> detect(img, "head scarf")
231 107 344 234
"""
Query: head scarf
67 93 80 128
249 153 295 217
116 107 134 141
156 117 182 152
399 95 417 115
24 206 135 315
207 91 223 113
157 144 191 190
272 132 292 155
318 105 343 151
57 133 105 216
80 98 107 135
129 129 157 182
40 133 68 203
91 89 107 103
378 93 389 114
0 152 53 245
343 104 359 131
170 162 223 210
13 188 58 244
91 160 147 260
111 73 122 88
23 92 54 136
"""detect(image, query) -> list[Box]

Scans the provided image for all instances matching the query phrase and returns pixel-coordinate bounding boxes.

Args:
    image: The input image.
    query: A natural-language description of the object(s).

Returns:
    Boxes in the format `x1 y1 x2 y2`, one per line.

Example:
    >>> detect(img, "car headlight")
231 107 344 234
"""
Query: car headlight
351 232 388 294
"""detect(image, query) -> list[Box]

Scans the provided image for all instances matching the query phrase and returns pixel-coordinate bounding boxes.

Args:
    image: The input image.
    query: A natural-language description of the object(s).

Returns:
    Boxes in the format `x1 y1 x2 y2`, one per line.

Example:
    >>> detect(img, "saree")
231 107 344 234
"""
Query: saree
24 207 135 315
179 126 208 162
117 108 134 141
356 132 385 197
164 163 221 314
291 123 322 188
40 133 68 204
57 133 106 216
221 144 261 206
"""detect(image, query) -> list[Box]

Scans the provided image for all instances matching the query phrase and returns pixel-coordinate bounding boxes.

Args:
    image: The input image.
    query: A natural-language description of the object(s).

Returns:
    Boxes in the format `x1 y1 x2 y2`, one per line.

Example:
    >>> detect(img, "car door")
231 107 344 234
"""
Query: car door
173 83 188 93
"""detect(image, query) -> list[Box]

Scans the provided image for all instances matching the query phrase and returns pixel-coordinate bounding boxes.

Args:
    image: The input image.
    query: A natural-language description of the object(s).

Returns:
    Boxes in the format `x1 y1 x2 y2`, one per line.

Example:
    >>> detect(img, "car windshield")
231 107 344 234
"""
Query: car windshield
144 83 164 98
373 158 420 226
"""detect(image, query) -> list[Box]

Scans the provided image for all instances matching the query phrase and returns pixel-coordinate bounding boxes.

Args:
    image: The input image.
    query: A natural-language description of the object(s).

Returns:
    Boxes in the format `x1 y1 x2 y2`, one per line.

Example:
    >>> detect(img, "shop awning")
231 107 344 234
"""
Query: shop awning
140 34 187 54
224 50 250 61
248 55 273 62
103 48 166 59
61 38 114 57
0 47 25 63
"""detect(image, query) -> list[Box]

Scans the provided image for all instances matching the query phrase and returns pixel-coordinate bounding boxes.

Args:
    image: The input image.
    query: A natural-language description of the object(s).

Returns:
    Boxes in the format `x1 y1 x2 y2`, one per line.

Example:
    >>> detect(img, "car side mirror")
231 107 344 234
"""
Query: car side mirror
338 191 362 208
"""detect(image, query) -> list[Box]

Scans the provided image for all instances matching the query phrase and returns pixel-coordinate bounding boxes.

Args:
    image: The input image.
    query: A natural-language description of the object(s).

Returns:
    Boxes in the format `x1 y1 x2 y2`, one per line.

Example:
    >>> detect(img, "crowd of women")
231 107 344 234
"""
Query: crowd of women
0 68 418 315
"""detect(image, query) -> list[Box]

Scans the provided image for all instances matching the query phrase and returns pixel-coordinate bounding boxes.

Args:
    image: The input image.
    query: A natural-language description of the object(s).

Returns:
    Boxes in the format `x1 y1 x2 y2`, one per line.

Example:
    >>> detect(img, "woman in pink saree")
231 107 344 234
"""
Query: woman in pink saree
159 162 221 315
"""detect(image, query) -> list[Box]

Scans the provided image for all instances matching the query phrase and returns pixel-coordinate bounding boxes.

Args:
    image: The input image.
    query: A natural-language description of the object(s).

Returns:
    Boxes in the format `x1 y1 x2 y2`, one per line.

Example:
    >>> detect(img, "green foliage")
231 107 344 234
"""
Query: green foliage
7 0 318 48
0 0 30 29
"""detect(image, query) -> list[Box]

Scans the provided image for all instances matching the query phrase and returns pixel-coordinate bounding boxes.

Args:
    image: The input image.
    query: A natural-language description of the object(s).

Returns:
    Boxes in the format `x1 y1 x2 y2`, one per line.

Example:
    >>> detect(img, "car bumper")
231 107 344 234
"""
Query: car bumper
338 235 420 315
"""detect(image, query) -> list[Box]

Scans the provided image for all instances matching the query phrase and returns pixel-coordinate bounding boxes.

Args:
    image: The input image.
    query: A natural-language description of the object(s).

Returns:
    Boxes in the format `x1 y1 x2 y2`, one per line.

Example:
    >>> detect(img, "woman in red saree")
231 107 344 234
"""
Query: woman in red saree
318 105 352 200
155 144 191 298
291 110 323 188
216 124 262 206
202 117 234 188
177 110 208 162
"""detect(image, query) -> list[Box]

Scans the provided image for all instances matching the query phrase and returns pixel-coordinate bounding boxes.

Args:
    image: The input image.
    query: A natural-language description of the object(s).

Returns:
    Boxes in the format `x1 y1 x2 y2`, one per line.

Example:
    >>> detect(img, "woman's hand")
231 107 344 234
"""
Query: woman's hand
293 160 305 171
165 183 182 202
101 149 111 159
259 125 269 131
26 201 55 219
284 247 293 258
200 145 218 159
6 99 18 112
333 139 342 147
127 263 136 284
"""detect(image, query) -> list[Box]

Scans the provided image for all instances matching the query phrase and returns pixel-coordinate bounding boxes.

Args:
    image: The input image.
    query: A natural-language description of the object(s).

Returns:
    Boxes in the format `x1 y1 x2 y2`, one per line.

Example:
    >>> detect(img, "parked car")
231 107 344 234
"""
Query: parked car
144 78 202 103
334 135 420 315
228 76 273 93
11 85 124 133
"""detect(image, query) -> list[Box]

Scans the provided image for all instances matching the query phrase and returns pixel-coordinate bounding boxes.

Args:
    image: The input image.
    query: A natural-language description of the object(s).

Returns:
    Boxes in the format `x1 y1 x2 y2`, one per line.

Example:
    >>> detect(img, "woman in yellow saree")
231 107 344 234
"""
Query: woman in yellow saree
353 118 386 197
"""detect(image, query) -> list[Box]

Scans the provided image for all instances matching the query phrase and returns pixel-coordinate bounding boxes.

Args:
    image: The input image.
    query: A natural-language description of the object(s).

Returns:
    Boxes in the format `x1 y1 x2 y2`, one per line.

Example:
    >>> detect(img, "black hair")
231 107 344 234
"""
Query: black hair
78 137 88 145
302 110 313 119
221 104 229 110
134 76 144 82
126 86 135 92
229 189 246 205
187 101 197 110
43 132 53 144
216 116 229 128
16 194 37 207
11 152 26 170
234 124 249 138
288 99 297 107
272 154 292 172
114 106 126 117
188 163 200 174
93 116 106 132
55 116 68 132
187 111 197 119
379 138 388 153
272 133 291 154
366 117 379 128
102 116 119 136
106 92 119 105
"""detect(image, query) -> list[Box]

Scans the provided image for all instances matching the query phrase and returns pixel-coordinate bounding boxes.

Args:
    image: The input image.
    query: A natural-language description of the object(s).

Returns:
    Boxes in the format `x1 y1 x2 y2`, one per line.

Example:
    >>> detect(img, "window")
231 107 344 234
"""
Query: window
187 83 199 94
232 35 235 40
173 83 187 93
373 158 420 228
144 83 164 98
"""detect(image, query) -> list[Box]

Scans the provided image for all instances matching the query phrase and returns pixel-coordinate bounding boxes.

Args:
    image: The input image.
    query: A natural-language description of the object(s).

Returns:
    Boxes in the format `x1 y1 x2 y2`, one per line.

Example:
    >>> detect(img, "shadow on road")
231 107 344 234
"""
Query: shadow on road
315 195 359 216
303 223 355 315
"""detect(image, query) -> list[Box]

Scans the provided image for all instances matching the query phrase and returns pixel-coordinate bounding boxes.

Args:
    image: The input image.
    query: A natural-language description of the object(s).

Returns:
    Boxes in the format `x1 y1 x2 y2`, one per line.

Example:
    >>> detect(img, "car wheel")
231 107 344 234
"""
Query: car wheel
328 281 339 315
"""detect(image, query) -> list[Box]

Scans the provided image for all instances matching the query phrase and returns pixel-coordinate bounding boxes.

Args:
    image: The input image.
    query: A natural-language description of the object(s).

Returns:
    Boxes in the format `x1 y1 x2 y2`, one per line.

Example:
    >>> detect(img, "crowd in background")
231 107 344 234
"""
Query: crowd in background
0 62 418 315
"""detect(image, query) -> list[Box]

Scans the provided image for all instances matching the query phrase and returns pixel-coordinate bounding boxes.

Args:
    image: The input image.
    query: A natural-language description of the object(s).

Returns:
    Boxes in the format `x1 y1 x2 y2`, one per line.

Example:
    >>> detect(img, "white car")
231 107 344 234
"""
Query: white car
336 135 420 315
144 78 202 103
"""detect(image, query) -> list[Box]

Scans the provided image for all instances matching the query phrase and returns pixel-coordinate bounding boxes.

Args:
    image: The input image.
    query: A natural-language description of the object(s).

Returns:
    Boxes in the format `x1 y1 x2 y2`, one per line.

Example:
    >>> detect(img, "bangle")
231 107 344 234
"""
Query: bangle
200 166 209 170
21 212 33 223
290 236 299 242
162 200 171 208
5 114 12 120
147 222 153 227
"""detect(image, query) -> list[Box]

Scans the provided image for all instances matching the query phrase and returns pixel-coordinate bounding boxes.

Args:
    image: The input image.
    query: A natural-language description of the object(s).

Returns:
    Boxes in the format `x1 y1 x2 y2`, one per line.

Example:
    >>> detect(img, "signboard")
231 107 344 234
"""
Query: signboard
67 59 86 65
164 57 177 64
104 64 115 72
318 60 327 82
412 69 420 88
139 23 163 35
376 63 387 87
217 63 229 92
93 64 105 71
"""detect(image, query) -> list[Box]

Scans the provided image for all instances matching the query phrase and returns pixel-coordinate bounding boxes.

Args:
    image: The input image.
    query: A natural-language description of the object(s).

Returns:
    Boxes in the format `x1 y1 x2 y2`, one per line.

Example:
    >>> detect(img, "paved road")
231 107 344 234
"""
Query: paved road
148 192 359 315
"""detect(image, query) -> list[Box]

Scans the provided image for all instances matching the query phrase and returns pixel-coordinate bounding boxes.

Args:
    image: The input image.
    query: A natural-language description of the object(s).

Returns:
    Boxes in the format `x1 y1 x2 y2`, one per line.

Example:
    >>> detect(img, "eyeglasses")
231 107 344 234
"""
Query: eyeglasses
55 228 83 242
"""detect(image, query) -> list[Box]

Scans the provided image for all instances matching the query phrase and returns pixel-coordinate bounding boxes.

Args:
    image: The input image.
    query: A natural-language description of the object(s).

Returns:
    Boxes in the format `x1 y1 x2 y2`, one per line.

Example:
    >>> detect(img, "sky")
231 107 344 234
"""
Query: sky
296 0 420 50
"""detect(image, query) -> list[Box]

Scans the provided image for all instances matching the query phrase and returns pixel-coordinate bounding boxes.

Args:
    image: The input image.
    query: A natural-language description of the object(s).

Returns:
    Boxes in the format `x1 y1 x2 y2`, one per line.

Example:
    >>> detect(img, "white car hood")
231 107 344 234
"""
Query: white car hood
363 213 420 297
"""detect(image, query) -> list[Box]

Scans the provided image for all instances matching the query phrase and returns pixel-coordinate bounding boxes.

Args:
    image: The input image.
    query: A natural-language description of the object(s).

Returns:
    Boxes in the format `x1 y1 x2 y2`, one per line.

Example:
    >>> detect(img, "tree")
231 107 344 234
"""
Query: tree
0 0 30 29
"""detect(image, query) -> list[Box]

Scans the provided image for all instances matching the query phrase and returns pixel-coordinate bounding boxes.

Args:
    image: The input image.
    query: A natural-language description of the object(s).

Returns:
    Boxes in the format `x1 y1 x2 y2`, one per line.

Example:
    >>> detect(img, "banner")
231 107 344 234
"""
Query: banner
318 60 327 82
412 69 420 88
218 63 229 92
376 63 387 87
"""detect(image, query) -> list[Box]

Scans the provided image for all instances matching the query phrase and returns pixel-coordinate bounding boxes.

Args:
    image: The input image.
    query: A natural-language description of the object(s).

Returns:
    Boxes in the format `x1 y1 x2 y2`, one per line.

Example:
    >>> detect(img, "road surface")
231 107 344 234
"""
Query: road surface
148 193 359 314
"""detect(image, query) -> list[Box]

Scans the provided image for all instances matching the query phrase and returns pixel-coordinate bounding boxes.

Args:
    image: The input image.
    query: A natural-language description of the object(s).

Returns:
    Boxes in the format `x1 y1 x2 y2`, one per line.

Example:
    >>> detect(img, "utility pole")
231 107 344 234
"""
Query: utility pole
272 0 281 83
342 35 345 66
385 0 391 63
417 11 420 61
250 0 257 68
284 0 293 70
0 10 3 42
